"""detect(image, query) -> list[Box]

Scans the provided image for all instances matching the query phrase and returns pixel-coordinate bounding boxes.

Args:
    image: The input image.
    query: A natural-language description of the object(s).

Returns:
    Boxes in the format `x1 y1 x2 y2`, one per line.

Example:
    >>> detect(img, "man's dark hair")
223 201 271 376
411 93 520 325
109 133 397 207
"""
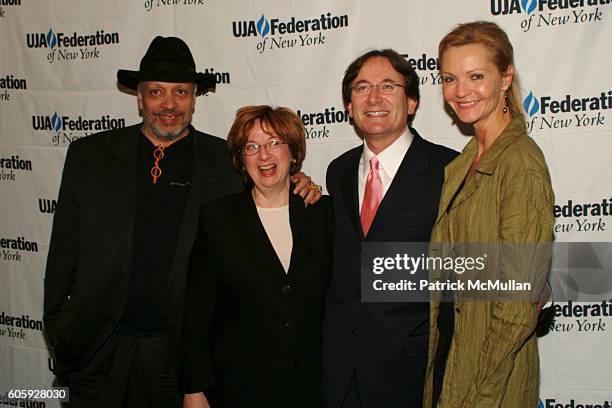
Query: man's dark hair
342 49 420 124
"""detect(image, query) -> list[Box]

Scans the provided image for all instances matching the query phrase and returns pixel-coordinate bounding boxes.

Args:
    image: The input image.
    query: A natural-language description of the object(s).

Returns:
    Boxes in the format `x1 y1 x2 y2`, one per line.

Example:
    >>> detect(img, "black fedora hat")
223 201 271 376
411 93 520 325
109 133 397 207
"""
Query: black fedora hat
117 36 215 96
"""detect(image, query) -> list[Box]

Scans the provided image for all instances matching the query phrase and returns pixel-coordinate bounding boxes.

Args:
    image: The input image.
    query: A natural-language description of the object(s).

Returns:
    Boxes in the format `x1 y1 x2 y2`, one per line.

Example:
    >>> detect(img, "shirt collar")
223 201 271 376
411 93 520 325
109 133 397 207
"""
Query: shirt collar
362 127 413 177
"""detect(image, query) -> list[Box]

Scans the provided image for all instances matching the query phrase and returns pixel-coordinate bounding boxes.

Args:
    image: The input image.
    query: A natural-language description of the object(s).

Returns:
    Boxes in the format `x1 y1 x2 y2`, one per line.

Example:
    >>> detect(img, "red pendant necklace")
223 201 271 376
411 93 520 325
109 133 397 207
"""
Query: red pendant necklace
151 145 166 184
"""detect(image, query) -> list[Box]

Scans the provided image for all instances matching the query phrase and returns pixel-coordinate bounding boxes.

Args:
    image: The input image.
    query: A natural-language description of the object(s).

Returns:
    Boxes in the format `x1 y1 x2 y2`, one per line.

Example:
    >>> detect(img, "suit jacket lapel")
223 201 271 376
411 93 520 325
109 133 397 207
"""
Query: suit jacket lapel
232 188 311 280
109 127 139 284
287 192 310 277
168 130 233 287
235 189 289 280
339 147 363 239
435 138 477 226
366 130 428 239
435 118 525 226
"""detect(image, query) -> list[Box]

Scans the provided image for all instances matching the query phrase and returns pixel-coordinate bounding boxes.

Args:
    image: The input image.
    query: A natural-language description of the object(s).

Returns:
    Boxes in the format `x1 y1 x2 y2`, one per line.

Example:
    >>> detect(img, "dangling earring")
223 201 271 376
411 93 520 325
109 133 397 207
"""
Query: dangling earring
291 158 296 164
503 93 509 113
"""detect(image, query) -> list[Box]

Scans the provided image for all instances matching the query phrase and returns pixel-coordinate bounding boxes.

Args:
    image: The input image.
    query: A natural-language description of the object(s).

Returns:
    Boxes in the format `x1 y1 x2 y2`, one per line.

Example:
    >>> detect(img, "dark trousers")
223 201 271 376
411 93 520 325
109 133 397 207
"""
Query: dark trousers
60 331 182 408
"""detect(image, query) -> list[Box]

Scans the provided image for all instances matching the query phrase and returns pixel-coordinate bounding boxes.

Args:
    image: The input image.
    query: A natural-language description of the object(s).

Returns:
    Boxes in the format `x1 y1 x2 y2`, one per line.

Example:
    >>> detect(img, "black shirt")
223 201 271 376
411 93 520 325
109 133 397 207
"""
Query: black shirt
120 131 194 334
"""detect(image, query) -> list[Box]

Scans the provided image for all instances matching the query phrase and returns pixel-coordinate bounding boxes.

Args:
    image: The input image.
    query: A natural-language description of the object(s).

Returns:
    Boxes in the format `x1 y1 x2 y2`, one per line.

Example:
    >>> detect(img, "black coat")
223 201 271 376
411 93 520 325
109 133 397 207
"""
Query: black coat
43 124 243 374
323 130 458 408
180 190 333 408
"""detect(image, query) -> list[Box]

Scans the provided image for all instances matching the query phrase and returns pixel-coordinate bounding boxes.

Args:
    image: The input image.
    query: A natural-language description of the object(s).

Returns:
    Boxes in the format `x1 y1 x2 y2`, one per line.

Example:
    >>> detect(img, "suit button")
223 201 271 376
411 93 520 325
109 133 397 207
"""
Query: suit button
354 290 361 298
351 329 357 337
283 322 293 331
292 360 298 368
282 284 292 294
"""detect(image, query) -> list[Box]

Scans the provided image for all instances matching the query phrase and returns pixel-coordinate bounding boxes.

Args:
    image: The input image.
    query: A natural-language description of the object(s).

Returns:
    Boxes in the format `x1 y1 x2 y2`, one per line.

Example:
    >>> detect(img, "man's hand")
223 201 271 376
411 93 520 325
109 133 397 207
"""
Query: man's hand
184 392 210 408
291 171 322 206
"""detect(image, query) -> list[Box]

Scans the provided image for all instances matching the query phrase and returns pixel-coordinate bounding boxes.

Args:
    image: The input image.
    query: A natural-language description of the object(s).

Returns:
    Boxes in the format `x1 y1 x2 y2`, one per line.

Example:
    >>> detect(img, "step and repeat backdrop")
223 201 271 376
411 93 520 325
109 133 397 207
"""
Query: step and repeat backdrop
1 1 611 406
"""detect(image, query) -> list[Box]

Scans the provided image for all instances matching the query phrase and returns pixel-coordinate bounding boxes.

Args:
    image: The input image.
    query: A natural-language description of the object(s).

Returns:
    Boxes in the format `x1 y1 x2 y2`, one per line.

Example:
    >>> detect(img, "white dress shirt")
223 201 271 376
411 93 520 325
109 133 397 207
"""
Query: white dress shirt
358 128 414 212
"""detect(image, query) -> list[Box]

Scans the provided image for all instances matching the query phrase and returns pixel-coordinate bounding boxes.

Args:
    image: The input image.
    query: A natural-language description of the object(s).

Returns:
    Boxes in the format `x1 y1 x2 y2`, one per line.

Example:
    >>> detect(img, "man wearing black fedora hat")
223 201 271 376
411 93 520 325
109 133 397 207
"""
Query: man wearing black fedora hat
43 36 320 407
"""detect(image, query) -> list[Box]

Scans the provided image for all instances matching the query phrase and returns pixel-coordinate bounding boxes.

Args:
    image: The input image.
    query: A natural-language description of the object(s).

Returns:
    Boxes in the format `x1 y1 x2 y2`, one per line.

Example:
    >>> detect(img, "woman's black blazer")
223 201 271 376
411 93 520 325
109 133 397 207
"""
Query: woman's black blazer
181 189 332 408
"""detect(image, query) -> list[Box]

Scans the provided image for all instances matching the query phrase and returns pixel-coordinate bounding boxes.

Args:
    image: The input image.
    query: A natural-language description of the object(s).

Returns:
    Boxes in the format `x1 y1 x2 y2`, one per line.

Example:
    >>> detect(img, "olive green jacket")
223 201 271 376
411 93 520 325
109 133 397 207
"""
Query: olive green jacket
423 117 555 408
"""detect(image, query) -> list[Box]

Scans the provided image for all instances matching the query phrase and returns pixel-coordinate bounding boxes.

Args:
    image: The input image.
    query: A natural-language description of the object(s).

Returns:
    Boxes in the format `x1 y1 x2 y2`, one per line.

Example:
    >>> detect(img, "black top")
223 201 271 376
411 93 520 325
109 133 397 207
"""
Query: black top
120 132 194 334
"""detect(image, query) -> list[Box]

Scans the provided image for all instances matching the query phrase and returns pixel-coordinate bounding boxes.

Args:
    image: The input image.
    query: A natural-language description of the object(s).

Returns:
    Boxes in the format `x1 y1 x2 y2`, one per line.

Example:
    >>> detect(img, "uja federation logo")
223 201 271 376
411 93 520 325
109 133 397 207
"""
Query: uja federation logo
296 106 349 140
547 300 611 333
401 53 442 87
232 12 349 54
0 154 31 182
491 0 539 15
0 74 27 101
0 0 22 19
233 14 272 37
540 397 612 407
144 0 206 12
490 0 608 32
202 68 231 85
553 197 610 234
32 112 126 145
0 236 38 263
523 91 541 117
39 198 57 214
0 311 43 341
523 89 610 132
25 27 120 63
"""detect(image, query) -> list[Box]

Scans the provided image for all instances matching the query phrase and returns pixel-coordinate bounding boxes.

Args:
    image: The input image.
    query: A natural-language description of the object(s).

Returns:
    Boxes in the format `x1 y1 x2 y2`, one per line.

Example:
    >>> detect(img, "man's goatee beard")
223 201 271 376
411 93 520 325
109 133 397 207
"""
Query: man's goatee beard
146 122 190 142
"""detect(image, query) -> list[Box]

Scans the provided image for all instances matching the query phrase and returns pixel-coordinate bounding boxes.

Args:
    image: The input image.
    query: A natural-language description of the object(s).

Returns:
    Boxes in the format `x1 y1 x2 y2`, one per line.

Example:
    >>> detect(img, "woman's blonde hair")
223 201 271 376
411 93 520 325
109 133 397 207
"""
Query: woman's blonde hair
439 21 523 117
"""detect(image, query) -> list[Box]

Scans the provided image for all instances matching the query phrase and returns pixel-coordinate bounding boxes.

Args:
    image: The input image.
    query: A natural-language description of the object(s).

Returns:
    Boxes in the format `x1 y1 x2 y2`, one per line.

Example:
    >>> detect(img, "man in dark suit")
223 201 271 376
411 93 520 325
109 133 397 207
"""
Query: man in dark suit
323 49 458 407
43 36 318 408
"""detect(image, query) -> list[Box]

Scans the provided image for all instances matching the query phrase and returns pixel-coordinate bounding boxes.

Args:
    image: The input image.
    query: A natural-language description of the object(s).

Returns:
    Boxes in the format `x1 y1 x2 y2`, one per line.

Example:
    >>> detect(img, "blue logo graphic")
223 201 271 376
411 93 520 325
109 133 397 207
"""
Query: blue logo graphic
257 14 270 37
539 399 544 408
521 0 538 14
523 91 540 117
51 112 62 132
46 28 57 49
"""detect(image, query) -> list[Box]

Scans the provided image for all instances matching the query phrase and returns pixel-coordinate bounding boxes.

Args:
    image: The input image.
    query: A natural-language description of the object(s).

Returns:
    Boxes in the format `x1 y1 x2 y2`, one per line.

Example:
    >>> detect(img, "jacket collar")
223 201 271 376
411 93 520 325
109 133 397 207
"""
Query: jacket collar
367 128 429 239
108 127 139 283
436 116 526 222
236 187 310 279
464 115 526 175
339 128 430 240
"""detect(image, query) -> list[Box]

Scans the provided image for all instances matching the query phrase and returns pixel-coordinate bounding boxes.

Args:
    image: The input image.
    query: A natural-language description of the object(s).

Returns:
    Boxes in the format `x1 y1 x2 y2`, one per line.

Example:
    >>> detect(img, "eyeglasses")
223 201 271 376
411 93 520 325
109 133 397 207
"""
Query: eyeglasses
352 81 405 95
242 138 287 156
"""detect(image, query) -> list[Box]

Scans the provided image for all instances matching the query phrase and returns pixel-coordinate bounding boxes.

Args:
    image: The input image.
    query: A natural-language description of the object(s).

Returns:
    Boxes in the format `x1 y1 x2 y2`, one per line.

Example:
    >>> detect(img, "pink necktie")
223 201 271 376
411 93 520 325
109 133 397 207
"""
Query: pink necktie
361 157 382 236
